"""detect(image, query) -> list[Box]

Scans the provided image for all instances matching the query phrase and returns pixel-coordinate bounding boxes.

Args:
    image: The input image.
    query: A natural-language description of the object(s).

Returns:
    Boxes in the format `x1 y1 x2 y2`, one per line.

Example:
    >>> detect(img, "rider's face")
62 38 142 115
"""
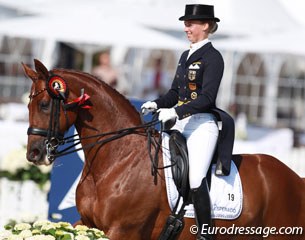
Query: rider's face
184 20 209 43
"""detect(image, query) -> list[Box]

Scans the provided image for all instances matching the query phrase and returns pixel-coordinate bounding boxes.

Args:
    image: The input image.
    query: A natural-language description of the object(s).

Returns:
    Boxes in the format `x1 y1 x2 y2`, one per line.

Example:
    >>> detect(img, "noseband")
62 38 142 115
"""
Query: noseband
27 126 64 138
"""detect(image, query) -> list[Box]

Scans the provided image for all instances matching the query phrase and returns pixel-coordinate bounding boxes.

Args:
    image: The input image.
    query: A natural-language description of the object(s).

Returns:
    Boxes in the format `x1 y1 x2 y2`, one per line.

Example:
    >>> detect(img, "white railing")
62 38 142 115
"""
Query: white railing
0 179 48 228
279 147 305 178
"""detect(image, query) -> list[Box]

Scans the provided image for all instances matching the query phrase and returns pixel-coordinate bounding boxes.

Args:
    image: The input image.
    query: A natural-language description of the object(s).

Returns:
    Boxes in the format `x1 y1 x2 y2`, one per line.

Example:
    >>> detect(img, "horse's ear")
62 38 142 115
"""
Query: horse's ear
34 59 49 80
21 62 39 82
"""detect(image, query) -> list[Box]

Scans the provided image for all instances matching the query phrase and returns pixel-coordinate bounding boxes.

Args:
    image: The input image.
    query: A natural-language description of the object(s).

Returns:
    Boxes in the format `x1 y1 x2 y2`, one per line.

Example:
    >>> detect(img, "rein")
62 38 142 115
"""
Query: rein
54 119 160 158
54 115 167 182
28 73 169 181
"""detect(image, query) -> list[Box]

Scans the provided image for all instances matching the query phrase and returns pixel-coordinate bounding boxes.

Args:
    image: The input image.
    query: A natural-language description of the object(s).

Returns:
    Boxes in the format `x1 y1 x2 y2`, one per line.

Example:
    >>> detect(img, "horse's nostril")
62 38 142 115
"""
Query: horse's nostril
29 148 40 161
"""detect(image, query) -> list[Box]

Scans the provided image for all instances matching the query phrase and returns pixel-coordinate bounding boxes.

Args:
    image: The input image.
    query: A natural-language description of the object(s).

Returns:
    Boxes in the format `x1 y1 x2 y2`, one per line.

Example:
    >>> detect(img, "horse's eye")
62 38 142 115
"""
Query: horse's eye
40 100 50 111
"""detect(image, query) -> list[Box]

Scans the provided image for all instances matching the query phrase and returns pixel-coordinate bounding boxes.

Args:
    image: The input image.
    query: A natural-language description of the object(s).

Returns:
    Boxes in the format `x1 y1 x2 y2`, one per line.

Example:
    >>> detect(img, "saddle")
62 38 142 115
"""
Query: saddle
166 129 221 201
158 130 189 240
158 130 216 240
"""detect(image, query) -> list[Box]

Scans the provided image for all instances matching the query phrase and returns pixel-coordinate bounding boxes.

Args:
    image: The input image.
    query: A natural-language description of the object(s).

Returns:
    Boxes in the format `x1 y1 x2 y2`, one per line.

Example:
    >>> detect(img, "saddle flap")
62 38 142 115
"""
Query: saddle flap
168 130 189 201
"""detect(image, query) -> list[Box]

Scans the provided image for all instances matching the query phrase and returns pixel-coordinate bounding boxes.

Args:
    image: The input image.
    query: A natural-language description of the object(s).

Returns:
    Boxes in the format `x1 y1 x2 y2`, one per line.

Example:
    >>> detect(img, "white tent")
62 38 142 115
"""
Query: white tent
0 0 190 71
0 0 188 47
0 14 187 50
215 0 300 35
0 0 303 55
214 30 305 56
210 0 305 56
0 0 305 96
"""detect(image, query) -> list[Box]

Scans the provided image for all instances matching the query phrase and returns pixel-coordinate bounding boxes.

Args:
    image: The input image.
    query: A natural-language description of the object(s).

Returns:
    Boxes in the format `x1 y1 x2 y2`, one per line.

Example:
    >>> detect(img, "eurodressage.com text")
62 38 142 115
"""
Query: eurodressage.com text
190 224 303 237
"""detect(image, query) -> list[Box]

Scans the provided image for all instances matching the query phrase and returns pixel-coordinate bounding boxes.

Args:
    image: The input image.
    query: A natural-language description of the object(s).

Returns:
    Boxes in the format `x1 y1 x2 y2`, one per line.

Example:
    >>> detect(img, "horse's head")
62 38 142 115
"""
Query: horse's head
22 59 83 165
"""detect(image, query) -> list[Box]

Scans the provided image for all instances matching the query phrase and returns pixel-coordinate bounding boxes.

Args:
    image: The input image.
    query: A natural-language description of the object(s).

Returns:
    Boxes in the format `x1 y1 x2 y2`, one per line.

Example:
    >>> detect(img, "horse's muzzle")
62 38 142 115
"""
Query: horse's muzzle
27 138 50 165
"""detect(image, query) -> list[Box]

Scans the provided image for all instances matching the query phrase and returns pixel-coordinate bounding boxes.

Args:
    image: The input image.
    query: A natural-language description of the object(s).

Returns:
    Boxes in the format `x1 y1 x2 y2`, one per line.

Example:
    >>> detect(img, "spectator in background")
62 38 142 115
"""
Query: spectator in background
92 50 118 89
142 57 170 99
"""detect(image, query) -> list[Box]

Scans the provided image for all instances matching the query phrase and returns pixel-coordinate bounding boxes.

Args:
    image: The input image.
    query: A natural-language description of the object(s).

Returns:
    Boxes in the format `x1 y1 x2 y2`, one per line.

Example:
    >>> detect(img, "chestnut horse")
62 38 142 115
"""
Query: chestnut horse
23 59 305 240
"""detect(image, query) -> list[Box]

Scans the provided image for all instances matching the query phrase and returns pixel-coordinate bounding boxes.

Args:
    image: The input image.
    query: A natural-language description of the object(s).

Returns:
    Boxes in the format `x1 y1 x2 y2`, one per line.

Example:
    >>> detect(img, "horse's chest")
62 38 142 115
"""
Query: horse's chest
76 176 113 225
76 176 98 219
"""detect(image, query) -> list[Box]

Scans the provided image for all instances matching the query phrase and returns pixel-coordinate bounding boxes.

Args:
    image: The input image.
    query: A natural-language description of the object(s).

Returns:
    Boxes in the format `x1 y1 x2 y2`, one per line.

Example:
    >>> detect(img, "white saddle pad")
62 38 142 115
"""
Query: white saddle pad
162 133 243 220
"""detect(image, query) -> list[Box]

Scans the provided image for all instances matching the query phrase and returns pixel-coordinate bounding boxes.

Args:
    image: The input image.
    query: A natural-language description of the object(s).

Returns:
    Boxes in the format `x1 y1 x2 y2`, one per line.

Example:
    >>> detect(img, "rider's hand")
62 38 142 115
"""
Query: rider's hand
141 101 157 115
157 108 178 123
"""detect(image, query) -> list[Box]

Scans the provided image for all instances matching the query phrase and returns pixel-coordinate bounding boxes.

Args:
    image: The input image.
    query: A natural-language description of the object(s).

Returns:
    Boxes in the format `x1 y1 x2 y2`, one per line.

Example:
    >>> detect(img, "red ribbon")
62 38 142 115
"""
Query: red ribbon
66 93 91 109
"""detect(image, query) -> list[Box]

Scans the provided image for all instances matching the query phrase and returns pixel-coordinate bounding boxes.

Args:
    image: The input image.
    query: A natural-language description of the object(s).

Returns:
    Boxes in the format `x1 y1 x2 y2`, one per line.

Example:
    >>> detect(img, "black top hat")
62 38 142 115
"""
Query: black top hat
179 4 220 22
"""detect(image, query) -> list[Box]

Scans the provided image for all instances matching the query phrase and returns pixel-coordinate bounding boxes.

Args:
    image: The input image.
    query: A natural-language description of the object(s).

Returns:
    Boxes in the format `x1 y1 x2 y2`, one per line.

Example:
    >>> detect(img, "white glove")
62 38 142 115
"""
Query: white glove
141 101 157 115
157 108 178 123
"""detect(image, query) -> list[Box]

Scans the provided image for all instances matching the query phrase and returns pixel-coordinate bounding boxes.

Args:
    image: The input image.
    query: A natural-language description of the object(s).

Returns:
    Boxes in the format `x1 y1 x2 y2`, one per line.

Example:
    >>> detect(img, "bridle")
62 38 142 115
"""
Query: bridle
28 73 80 162
27 73 179 185
27 73 163 178
28 83 68 163
27 88 49 137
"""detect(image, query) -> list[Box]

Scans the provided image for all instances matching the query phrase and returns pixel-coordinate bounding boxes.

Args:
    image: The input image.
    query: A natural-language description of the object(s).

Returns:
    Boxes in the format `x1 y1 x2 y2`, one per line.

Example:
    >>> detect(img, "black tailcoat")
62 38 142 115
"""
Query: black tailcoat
155 42 234 175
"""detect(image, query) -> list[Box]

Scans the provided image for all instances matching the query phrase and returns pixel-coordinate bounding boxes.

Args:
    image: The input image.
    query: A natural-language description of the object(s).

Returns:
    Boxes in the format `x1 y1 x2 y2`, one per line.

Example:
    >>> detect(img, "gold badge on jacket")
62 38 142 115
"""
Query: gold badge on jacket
188 70 196 81
191 92 198 99
188 83 197 91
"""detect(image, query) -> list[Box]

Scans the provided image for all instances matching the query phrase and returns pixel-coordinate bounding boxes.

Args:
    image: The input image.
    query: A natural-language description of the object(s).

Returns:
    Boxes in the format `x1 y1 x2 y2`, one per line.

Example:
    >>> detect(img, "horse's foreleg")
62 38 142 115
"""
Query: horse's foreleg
73 219 84 227
73 218 96 228
107 227 150 240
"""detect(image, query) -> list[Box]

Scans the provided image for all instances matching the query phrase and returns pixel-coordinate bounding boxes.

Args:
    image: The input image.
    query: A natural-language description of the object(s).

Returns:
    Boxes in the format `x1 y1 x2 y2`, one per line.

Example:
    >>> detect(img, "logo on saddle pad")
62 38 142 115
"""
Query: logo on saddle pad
162 133 243 220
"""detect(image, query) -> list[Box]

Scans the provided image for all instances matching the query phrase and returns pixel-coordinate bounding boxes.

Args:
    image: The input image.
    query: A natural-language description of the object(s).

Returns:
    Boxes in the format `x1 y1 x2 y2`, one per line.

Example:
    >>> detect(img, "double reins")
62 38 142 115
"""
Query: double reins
53 117 160 159
28 73 169 180
29 92 161 165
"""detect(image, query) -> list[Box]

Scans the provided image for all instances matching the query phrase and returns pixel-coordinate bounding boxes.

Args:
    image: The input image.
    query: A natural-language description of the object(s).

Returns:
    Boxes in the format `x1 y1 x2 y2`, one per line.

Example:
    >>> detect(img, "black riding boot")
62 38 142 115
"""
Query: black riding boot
191 178 213 240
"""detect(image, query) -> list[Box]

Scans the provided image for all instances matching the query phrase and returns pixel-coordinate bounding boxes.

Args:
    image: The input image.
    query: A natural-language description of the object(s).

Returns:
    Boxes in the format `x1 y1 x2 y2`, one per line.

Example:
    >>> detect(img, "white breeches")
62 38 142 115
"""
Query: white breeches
172 113 219 189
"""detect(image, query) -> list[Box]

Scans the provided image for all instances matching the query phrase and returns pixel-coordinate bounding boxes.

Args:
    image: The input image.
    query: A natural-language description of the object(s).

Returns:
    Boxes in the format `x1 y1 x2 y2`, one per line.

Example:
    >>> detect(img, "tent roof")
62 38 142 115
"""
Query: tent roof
0 0 304 54
0 14 187 50
0 0 189 50
214 30 305 56
216 0 301 35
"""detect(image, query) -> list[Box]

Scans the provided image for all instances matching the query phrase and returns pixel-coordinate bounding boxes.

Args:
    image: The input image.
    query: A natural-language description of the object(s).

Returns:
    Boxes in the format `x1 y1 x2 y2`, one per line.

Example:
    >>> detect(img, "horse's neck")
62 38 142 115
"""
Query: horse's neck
62 70 141 132
75 101 147 181
79 90 141 132
66 72 144 171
